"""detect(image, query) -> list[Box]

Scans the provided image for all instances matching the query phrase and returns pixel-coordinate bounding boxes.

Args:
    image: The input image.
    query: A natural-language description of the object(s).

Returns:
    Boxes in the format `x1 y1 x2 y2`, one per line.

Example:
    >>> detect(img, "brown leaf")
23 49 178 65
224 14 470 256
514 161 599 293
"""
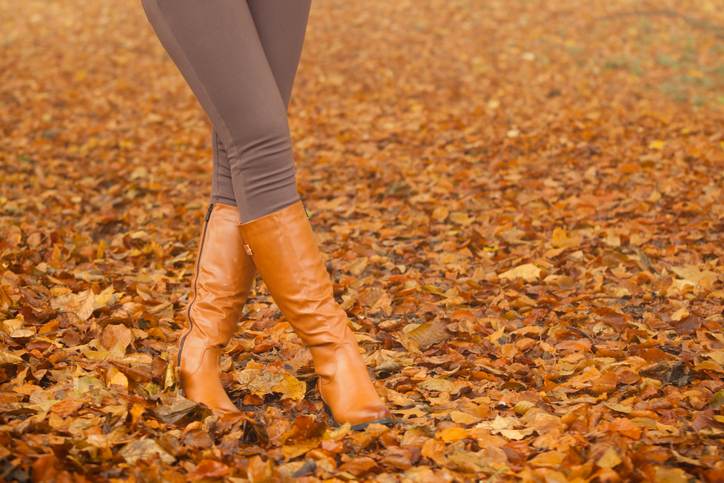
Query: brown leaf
401 318 450 351
603 418 642 440
590 370 618 395
189 460 229 480
119 438 175 464
338 456 378 476
153 397 199 424
246 456 277 483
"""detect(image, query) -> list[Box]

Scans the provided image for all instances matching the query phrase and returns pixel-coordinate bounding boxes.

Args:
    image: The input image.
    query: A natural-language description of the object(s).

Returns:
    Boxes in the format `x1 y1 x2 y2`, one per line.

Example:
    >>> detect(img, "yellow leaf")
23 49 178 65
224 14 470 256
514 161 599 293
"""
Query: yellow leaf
550 227 580 249
654 467 690 483
130 403 145 426
94 285 116 309
271 373 306 401
419 377 468 395
2 318 23 334
282 438 321 459
490 415 517 430
235 362 306 401
421 438 446 466
73 69 87 81
513 400 536 415
694 360 724 374
432 206 448 222
106 366 129 389
96 239 106 259
499 263 542 282
450 410 481 425
0 350 24 365
649 140 665 150
348 257 368 276
51 289 96 321
529 450 565 468
11 328 35 338
497 429 534 440
437 427 469 442
100 324 134 357
487 326 505 345
670 265 717 289
670 307 689 321
604 402 633 414
596 447 622 468
705 350 724 365
449 211 473 225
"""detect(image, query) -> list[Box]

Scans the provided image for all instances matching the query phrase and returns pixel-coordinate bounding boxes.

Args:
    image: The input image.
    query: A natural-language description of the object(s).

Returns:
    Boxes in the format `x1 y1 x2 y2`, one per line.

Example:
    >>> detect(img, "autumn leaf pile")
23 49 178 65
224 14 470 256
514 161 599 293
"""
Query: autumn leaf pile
1 0 722 481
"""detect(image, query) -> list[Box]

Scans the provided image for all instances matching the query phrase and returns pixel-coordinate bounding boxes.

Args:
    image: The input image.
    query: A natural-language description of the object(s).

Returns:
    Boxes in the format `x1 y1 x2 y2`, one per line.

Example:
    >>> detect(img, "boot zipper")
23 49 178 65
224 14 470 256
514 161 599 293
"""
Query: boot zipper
300 196 312 220
204 202 214 221
177 202 215 371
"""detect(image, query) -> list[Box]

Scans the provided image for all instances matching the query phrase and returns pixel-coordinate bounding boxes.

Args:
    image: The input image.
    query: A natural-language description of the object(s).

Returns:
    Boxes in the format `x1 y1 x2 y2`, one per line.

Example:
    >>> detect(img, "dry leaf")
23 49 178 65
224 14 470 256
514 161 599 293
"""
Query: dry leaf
596 447 622 468
119 438 175 464
499 263 542 282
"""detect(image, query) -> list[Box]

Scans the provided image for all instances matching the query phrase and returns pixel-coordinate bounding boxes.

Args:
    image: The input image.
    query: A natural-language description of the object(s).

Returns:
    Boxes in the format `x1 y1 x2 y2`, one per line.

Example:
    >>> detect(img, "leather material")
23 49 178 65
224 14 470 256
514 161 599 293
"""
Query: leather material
177 202 256 414
238 200 391 426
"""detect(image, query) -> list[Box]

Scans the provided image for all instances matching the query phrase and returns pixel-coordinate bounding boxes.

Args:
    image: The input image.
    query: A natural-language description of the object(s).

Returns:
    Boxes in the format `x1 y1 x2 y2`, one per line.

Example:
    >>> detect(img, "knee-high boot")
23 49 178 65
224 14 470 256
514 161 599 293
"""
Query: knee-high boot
177 202 256 414
238 200 392 428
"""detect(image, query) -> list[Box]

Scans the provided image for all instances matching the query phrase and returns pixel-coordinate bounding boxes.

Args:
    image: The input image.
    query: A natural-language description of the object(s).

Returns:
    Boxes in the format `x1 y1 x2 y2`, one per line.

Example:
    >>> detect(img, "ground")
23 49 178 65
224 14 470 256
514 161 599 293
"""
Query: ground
0 0 722 481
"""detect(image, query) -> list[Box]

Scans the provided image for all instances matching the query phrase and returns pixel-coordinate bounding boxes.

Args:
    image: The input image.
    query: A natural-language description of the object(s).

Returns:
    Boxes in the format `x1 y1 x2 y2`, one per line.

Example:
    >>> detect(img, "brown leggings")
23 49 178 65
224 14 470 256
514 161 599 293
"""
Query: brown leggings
140 0 311 223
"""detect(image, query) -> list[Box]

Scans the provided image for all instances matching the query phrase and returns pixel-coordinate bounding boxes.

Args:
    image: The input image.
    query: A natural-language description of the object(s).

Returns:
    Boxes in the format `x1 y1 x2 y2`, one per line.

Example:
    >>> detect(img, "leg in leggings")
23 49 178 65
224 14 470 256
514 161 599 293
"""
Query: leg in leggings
140 0 309 223
211 0 311 208
140 0 392 427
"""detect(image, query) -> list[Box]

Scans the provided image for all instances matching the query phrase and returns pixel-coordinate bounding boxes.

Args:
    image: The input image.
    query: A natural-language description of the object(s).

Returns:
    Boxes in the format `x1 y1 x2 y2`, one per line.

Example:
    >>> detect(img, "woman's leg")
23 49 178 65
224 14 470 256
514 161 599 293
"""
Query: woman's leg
140 0 300 223
210 0 312 208
140 0 392 427
140 0 308 414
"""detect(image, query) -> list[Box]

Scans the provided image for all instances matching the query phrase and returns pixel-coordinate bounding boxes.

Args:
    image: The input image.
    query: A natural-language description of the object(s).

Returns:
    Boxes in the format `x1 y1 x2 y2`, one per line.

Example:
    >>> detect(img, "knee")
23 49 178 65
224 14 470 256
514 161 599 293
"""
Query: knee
238 112 290 151
228 118 294 171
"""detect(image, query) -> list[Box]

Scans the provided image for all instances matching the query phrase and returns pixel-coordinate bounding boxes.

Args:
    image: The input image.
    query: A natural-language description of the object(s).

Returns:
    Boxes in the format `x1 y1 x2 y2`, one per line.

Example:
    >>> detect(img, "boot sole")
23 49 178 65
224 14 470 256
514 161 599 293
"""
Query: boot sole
323 402 396 431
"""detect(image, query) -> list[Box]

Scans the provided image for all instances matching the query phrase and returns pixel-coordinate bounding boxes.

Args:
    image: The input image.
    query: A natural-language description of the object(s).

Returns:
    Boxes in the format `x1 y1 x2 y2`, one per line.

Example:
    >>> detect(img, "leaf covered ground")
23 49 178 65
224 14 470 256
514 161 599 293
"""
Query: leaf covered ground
1 0 723 481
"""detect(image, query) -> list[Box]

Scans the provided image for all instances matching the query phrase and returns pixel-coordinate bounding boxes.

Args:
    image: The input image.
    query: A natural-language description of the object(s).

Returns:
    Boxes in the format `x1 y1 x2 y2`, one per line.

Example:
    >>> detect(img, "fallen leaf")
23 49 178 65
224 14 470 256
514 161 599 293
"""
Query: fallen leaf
401 318 450 351
596 447 622 468
51 289 96 321
119 438 175 464
499 263 542 282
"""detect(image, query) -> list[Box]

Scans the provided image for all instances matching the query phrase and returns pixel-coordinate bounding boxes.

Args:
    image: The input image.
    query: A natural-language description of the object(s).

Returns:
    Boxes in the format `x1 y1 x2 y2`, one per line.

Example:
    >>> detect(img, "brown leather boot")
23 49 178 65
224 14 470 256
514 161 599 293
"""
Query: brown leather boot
238 200 393 429
177 202 256 414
